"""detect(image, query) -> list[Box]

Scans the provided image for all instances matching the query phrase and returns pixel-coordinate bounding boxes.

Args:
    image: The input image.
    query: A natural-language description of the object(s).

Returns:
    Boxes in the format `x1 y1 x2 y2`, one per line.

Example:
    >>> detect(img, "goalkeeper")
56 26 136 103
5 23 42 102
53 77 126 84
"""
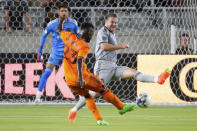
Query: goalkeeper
34 4 79 104
60 22 136 125
68 13 171 122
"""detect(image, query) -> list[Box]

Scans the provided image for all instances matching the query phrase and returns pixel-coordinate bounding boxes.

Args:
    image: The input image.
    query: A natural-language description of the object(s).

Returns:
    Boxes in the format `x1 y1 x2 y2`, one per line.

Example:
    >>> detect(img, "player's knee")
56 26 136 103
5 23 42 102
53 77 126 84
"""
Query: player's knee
122 68 136 79
127 68 137 75
94 92 101 97
89 91 99 98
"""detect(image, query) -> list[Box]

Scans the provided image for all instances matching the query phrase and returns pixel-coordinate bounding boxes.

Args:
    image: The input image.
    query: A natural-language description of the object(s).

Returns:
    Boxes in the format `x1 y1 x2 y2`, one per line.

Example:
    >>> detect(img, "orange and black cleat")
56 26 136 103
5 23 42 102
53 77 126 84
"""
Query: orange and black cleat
157 68 171 85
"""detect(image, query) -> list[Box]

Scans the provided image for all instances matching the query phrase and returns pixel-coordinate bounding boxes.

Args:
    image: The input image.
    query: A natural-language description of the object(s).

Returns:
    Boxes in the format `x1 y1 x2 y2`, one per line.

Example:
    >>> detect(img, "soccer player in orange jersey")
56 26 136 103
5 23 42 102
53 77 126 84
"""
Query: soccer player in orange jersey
60 23 136 125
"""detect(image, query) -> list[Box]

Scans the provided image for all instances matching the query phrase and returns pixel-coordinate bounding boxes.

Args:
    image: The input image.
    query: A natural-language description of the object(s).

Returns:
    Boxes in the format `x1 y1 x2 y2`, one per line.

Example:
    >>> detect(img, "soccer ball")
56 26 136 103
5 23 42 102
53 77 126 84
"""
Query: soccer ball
136 93 151 108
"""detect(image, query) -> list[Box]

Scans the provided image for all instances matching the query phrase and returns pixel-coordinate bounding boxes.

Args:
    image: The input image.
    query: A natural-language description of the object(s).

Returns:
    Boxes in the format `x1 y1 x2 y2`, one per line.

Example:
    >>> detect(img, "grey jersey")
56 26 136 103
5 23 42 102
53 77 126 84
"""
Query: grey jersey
95 26 118 63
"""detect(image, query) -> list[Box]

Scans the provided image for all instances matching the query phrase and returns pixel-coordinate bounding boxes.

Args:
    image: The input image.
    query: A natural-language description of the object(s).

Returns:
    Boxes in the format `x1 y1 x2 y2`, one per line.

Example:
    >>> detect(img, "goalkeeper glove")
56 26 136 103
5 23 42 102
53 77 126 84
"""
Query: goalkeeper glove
37 45 43 61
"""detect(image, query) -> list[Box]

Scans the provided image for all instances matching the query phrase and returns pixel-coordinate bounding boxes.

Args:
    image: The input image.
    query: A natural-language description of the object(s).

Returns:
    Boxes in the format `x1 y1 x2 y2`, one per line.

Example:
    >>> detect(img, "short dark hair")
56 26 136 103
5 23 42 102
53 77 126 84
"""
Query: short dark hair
58 3 71 12
180 33 189 38
105 13 117 20
81 23 94 30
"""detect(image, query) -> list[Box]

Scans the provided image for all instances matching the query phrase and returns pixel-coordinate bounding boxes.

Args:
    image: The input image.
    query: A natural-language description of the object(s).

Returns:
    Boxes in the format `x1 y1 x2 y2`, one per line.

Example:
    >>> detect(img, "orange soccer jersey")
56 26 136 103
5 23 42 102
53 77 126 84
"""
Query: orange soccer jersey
61 31 125 122
60 31 102 88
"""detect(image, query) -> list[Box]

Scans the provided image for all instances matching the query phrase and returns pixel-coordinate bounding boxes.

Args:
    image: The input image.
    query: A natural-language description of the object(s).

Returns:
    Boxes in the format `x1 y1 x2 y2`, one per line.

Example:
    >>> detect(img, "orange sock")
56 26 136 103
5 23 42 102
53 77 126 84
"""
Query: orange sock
85 97 103 121
102 88 124 110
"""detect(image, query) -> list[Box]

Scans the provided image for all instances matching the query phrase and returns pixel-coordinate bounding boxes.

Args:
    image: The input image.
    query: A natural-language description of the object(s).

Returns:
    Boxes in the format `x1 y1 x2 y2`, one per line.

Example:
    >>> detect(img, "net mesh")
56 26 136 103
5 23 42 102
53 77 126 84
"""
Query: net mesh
0 0 197 104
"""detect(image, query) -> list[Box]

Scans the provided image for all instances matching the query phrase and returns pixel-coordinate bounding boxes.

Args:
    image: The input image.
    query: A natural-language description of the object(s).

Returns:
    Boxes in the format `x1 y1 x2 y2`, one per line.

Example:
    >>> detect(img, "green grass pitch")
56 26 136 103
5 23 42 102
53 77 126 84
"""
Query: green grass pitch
0 105 196 131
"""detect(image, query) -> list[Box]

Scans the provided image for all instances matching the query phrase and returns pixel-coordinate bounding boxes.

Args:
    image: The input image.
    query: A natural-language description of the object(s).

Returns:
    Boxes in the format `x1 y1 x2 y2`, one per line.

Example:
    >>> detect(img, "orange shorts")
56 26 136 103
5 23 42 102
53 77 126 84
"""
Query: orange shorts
68 74 104 97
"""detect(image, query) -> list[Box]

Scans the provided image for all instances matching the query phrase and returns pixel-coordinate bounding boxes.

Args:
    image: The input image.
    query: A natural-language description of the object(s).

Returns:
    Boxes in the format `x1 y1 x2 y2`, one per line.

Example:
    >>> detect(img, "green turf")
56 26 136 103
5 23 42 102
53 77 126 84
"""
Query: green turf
0 106 196 131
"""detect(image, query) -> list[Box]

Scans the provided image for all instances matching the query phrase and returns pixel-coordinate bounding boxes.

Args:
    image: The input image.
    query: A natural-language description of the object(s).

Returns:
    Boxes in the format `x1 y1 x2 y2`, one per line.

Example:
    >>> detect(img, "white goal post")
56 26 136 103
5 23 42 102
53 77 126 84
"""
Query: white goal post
171 24 176 54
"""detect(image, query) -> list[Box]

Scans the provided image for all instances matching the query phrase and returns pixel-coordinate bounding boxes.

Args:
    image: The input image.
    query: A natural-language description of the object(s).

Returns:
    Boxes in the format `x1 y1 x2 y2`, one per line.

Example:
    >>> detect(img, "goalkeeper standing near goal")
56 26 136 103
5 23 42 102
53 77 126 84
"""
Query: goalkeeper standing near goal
34 4 79 104
68 13 171 122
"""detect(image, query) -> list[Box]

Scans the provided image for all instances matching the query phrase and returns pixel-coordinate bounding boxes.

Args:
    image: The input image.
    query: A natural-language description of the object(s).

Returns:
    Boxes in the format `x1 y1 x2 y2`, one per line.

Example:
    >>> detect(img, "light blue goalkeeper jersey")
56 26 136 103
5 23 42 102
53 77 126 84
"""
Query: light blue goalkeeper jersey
40 17 79 58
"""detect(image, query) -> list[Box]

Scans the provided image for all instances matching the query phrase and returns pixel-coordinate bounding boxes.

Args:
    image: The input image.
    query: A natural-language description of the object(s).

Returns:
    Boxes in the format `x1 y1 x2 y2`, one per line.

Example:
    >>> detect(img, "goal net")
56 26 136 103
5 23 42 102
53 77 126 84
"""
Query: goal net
0 0 197 105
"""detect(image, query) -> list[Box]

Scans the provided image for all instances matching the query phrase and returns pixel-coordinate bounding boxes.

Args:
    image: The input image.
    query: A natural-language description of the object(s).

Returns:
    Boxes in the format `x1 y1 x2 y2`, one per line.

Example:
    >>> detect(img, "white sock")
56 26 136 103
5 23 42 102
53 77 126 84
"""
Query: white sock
71 92 98 113
71 107 78 112
135 71 157 83
72 96 86 112
36 91 42 100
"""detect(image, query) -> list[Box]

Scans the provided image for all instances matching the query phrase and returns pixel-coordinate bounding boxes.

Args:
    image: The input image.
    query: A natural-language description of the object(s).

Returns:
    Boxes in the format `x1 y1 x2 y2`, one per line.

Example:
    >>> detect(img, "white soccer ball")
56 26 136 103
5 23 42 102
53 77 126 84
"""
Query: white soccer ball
136 93 151 108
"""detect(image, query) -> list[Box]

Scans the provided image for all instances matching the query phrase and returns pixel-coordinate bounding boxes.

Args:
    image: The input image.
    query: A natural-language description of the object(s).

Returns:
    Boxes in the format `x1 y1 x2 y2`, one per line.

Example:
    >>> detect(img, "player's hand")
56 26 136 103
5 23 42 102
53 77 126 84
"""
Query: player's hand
37 45 43 62
120 43 129 49
78 78 85 88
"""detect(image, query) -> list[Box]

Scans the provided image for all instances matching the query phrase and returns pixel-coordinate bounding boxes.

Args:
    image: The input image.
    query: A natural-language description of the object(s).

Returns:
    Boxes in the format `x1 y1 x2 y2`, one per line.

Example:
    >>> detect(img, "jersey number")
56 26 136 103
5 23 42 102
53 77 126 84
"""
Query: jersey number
64 44 77 63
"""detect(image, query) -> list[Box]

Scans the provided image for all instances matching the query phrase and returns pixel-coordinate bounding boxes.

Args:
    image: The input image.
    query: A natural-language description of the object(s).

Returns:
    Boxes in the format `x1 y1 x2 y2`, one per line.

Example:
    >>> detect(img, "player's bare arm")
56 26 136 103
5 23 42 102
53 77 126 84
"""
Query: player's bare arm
100 43 128 51
77 56 85 88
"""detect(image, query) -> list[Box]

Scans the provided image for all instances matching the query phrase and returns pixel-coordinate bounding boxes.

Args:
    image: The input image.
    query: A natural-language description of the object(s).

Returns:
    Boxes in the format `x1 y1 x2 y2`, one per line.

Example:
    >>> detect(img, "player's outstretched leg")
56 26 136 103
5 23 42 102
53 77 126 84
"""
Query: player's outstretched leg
34 67 53 104
67 91 98 122
101 88 136 114
124 68 171 84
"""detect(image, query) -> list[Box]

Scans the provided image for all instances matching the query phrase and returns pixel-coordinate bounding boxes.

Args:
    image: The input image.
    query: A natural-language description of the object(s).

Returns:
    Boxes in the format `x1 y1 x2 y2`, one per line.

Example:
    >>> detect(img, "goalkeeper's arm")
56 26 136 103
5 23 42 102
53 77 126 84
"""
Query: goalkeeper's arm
37 25 51 61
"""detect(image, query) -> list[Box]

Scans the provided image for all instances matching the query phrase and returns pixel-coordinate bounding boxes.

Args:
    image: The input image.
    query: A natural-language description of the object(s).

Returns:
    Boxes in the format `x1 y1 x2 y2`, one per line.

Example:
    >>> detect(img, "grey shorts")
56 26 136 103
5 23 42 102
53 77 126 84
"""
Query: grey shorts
94 60 128 85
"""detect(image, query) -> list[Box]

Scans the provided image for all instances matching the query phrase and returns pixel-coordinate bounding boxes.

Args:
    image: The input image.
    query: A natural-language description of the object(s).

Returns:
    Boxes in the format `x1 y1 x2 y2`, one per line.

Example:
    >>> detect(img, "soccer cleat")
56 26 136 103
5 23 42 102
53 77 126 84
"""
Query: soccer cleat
157 68 171 85
97 120 109 126
119 104 137 115
68 110 77 123
34 99 41 105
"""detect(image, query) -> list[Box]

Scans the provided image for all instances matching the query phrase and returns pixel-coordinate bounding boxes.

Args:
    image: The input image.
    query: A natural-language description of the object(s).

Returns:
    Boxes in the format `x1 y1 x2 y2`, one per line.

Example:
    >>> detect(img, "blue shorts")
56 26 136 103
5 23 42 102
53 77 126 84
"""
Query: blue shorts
47 53 63 66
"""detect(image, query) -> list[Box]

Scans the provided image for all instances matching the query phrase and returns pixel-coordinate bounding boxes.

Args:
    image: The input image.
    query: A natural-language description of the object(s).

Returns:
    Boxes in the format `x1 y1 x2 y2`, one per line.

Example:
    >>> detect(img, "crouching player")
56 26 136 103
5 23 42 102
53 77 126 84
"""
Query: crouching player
60 23 136 125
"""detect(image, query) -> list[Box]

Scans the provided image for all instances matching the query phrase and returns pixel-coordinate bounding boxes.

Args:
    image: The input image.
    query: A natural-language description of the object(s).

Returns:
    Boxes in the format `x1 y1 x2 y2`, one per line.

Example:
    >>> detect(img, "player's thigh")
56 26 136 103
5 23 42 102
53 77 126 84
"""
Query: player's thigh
48 54 63 66
94 67 114 85
84 74 104 93
69 85 89 96
98 70 114 85
114 66 136 80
